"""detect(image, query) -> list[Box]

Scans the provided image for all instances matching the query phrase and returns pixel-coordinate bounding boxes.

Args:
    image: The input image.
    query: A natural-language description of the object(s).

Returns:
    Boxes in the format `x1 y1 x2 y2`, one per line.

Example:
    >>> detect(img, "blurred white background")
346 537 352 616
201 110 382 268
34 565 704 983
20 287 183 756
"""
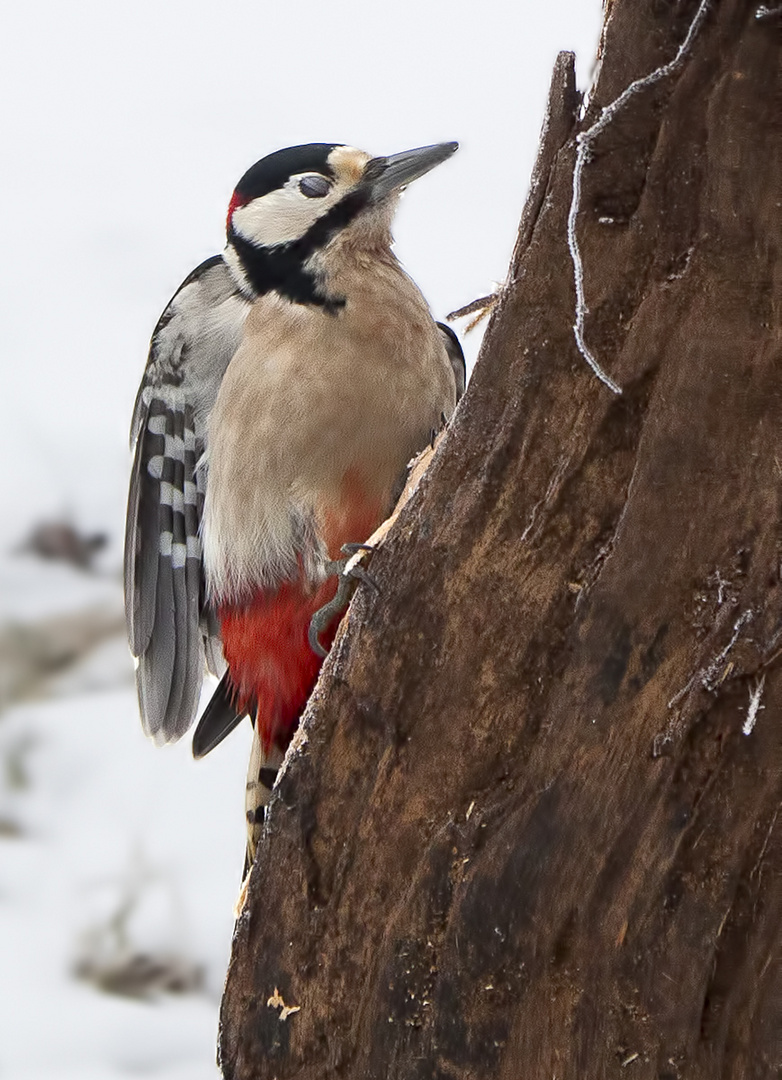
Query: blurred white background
0 1 603 1076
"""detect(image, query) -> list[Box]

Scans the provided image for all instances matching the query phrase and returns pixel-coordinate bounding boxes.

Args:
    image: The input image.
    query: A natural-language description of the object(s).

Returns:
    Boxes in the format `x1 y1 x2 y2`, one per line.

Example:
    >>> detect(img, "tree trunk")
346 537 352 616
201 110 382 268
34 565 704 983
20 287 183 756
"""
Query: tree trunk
219 1 782 1076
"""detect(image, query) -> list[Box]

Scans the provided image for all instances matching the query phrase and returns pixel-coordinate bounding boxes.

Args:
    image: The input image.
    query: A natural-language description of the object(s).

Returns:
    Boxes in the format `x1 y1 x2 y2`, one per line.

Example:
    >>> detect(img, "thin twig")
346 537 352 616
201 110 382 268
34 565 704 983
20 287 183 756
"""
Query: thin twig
447 294 498 321
567 0 711 395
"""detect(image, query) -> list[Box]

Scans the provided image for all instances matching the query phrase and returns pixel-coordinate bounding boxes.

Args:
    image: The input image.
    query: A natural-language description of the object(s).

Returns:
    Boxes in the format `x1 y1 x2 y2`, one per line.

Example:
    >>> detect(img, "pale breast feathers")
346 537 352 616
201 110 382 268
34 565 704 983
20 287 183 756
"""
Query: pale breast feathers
201 254 458 604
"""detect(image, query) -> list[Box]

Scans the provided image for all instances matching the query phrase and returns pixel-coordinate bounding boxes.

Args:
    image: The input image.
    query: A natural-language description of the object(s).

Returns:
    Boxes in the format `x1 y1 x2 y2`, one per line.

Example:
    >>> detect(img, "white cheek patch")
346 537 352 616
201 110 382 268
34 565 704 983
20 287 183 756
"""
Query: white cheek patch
232 176 344 247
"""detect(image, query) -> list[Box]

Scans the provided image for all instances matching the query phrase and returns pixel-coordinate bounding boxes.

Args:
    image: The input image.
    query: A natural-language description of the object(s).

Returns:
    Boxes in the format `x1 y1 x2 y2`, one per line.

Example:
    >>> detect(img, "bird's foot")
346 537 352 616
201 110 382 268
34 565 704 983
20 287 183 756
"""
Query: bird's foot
308 543 380 658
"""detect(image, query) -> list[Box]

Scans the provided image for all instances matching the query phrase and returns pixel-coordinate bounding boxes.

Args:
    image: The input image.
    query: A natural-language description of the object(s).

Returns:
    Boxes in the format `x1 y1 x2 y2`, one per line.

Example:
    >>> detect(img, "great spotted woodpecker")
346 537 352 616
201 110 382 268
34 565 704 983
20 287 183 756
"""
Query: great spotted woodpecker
125 142 464 861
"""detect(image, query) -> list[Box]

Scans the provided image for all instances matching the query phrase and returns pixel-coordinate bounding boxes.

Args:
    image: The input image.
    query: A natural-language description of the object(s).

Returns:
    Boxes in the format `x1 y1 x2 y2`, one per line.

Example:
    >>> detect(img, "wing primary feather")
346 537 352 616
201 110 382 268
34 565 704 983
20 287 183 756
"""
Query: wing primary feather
128 397 168 657
163 405 190 735
137 404 179 740
123 446 144 653
136 531 176 741
179 403 206 728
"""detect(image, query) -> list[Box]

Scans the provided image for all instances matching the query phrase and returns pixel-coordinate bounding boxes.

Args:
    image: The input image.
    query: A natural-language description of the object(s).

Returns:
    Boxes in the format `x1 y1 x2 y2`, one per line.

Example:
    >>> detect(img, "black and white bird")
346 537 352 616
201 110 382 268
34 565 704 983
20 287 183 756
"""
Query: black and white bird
125 141 464 856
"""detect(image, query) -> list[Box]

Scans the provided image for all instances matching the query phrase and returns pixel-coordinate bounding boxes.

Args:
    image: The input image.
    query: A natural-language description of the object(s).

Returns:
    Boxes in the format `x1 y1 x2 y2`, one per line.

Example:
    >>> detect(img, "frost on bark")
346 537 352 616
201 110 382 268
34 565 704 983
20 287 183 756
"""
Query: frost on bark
219 1 782 1076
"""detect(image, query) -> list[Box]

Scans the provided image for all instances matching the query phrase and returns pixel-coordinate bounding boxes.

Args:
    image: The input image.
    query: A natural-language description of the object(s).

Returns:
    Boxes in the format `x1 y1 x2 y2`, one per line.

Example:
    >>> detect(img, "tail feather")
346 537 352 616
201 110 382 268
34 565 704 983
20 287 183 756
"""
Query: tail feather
244 727 285 874
192 671 245 758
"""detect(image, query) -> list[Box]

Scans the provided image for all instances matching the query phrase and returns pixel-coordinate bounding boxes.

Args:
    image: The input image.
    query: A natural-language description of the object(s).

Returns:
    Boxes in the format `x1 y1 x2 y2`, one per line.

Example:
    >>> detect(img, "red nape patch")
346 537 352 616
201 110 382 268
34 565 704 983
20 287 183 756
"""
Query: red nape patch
226 190 250 233
219 577 340 755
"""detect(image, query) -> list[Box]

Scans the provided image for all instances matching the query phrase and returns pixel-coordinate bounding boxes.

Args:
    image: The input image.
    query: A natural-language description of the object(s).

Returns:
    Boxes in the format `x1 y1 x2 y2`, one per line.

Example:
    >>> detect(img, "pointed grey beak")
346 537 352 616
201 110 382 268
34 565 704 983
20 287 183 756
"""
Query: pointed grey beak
364 141 458 201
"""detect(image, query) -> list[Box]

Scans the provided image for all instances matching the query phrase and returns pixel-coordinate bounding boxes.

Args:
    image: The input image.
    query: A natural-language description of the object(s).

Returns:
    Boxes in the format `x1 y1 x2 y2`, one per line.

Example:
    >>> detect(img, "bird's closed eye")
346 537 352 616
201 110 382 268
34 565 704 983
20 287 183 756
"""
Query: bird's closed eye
298 174 331 198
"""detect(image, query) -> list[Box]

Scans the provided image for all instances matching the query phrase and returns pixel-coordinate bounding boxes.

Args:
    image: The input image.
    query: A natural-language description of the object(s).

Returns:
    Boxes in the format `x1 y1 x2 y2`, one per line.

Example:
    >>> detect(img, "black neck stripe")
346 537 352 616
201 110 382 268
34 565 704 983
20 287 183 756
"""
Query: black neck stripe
230 187 371 311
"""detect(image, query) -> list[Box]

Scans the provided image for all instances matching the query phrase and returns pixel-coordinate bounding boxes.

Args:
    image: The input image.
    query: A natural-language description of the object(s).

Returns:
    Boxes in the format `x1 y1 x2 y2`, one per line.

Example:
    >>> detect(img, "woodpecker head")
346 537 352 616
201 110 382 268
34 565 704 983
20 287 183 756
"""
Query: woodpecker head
224 141 457 311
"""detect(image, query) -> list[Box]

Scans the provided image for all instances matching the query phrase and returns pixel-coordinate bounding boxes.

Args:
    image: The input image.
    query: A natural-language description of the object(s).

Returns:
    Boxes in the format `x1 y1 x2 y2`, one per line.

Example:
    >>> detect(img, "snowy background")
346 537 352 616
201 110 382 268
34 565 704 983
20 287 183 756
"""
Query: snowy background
0 1 603 1076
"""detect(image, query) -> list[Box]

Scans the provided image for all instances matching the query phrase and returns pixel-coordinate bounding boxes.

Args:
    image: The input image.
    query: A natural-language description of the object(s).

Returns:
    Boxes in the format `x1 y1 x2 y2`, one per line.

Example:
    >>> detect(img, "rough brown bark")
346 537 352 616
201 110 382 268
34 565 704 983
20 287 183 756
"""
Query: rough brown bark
219 1 782 1076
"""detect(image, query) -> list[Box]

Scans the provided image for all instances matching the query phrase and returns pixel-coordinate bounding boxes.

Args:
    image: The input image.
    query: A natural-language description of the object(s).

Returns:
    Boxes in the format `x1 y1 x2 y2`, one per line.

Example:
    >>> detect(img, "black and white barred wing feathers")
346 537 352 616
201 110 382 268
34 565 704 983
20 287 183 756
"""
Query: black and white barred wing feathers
124 255 250 743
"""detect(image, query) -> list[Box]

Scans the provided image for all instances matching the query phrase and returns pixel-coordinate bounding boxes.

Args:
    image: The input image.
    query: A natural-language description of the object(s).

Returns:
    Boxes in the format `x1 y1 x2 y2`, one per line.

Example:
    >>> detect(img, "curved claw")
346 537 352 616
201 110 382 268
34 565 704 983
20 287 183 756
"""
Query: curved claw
340 542 380 591
341 542 376 557
308 589 344 658
348 562 380 593
308 544 381 657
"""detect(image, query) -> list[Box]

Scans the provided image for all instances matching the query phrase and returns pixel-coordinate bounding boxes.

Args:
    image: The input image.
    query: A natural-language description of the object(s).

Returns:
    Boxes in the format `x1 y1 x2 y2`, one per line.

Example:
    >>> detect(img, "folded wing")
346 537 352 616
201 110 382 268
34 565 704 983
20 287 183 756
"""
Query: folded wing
436 322 466 403
124 255 250 742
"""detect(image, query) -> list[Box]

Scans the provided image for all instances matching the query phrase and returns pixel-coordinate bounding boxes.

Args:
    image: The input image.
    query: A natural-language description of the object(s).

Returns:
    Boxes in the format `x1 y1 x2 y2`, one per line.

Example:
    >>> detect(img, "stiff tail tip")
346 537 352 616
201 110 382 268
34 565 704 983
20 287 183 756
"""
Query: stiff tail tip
192 671 245 758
